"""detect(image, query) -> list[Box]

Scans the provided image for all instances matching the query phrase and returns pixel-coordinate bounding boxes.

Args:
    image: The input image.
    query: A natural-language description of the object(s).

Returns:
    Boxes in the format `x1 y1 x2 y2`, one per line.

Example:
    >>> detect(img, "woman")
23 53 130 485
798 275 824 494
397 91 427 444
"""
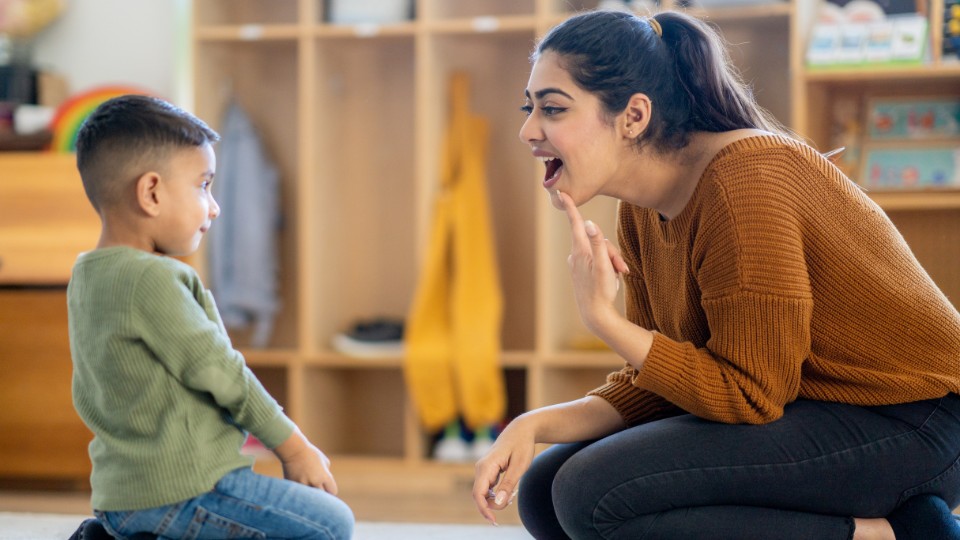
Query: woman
473 10 960 540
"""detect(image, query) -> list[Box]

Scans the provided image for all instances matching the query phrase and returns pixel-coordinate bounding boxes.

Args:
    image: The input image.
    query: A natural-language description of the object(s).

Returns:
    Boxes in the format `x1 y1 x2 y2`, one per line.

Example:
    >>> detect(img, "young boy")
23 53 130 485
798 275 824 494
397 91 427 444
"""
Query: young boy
67 95 353 539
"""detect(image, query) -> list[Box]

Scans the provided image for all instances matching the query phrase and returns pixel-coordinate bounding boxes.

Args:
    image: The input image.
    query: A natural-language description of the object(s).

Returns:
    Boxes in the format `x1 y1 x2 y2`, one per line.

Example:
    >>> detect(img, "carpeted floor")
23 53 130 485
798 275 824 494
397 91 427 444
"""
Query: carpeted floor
0 512 533 540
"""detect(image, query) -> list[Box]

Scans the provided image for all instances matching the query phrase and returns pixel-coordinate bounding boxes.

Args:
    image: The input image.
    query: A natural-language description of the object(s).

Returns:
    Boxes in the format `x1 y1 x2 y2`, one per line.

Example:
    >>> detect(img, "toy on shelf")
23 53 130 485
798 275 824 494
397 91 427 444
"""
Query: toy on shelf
48 85 153 152
943 0 960 61
806 0 929 68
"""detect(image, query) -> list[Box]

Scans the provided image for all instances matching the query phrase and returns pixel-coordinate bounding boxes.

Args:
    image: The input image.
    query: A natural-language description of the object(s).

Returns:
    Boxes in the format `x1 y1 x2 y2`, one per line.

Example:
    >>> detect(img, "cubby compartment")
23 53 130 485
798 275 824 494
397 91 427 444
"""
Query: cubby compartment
194 40 302 350
308 36 417 354
425 31 540 352
194 0 300 26
419 367 527 460
300 367 407 458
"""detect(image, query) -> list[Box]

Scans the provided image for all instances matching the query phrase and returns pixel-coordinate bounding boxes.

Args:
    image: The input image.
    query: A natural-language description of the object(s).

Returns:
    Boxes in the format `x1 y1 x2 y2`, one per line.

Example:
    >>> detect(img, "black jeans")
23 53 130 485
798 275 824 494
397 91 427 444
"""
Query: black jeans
519 395 960 539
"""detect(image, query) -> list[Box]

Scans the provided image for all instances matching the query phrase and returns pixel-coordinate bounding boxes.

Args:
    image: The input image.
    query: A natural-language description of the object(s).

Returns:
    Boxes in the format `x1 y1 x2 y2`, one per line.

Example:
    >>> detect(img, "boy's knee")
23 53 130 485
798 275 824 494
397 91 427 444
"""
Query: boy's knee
315 495 354 540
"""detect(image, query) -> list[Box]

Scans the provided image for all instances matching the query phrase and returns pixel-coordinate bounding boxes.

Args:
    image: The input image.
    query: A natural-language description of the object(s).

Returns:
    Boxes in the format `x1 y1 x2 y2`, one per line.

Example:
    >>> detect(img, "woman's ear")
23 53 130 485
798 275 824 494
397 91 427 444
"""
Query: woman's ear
621 93 653 139
135 172 162 217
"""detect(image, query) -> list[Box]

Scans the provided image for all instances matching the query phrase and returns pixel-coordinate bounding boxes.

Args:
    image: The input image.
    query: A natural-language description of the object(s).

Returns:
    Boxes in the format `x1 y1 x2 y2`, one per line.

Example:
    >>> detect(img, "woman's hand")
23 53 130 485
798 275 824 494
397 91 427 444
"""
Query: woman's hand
472 398 628 526
473 417 537 526
557 191 629 334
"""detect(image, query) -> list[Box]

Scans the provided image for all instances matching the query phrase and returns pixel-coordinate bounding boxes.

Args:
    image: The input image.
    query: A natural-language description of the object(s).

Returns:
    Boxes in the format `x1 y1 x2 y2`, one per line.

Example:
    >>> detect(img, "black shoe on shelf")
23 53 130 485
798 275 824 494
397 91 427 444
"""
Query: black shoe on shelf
332 317 404 358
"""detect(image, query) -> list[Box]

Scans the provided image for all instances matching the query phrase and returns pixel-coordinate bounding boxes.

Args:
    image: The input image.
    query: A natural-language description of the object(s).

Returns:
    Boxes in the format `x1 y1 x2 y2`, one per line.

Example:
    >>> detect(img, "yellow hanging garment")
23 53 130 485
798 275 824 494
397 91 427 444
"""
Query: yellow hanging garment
403 73 506 433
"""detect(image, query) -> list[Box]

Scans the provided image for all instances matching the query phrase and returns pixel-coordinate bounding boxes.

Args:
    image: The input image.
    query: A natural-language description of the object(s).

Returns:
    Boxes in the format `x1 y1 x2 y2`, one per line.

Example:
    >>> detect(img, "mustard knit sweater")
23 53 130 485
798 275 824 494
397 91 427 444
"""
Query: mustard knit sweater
589 135 960 425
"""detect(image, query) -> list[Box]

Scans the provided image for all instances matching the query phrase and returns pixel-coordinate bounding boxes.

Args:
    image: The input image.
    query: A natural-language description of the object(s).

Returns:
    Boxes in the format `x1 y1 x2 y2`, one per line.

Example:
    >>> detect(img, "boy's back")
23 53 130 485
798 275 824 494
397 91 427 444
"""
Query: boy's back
69 246 292 511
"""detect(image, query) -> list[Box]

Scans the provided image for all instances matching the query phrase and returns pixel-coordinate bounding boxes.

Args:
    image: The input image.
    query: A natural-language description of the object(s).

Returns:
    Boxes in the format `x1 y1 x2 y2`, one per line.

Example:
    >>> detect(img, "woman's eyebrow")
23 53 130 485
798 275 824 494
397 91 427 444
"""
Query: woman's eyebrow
525 88 574 101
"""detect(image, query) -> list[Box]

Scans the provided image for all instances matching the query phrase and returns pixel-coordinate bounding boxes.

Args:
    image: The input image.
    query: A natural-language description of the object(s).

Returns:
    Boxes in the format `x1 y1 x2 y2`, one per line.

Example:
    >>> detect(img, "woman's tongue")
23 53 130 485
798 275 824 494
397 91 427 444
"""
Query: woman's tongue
544 158 563 188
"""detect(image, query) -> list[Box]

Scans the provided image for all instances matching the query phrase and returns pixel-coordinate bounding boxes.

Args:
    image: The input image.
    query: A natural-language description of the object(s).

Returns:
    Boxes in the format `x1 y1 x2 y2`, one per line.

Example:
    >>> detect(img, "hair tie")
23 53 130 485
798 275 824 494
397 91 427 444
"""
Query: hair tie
647 16 662 38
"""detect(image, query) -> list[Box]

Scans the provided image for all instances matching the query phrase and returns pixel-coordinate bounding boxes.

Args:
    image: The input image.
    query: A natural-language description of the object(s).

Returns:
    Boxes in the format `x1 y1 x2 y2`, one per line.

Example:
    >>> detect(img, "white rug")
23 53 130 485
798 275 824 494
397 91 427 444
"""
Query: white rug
0 512 533 539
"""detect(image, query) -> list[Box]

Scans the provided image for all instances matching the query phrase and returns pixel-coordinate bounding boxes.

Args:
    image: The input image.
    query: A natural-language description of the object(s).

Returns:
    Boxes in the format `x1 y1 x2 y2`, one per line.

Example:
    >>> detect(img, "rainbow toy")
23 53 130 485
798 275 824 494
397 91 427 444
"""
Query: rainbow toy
48 85 153 152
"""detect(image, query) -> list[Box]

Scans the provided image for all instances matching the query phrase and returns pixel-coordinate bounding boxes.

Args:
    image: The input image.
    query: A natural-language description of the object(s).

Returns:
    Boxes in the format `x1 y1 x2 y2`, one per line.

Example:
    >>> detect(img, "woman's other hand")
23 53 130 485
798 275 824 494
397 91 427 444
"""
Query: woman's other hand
473 418 536 526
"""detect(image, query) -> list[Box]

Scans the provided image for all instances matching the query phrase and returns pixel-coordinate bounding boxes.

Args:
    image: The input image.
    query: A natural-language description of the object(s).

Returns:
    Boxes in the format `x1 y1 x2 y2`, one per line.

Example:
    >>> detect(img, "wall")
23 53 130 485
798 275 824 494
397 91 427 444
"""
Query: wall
29 0 190 106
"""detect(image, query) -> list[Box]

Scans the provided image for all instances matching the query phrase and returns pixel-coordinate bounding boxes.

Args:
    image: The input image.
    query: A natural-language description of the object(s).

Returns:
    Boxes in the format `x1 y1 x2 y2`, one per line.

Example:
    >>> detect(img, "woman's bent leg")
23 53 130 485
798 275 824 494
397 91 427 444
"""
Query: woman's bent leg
537 395 960 540
518 441 593 539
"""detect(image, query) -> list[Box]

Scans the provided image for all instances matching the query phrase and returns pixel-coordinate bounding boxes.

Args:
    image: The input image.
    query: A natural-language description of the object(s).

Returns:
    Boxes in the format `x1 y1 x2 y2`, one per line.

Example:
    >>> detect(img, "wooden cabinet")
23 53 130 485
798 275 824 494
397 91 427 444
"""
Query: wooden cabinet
0 155 97 485
190 0 797 491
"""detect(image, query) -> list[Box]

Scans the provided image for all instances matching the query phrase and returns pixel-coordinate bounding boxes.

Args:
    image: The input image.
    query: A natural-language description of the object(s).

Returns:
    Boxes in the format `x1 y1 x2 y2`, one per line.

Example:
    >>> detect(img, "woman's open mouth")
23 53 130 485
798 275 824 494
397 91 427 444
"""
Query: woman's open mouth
542 157 563 189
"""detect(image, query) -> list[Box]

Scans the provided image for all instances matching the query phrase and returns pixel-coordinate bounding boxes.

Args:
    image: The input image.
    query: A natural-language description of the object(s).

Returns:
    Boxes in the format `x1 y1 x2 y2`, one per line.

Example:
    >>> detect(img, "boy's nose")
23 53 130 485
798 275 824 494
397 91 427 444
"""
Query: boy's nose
209 197 221 219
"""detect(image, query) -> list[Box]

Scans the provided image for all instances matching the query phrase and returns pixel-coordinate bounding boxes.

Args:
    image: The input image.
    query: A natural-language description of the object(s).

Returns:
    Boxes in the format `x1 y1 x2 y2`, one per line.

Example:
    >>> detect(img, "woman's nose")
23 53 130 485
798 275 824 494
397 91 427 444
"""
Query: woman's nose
518 113 542 145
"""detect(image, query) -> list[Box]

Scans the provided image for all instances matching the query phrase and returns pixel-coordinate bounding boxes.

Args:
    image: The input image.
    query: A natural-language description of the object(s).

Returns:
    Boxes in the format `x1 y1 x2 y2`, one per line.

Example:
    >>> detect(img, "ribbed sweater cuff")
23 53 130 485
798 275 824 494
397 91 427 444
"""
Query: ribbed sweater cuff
635 332 692 402
251 412 296 449
588 370 681 426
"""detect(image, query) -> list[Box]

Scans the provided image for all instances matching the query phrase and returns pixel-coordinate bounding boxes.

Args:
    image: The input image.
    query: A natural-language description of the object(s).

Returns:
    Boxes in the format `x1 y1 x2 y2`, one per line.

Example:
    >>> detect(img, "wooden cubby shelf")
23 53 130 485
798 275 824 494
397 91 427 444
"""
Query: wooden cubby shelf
1 0 955 523
189 0 960 504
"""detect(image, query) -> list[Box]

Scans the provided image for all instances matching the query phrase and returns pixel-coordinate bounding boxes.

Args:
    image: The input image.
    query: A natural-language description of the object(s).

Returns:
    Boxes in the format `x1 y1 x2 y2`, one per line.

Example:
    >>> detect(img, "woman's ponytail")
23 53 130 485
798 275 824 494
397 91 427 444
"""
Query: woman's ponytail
656 12 785 136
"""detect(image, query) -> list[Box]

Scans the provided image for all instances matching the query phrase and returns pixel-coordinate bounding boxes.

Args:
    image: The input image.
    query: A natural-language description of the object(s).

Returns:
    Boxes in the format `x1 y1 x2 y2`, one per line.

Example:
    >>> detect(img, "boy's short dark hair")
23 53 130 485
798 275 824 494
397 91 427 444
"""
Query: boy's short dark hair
75 95 220 212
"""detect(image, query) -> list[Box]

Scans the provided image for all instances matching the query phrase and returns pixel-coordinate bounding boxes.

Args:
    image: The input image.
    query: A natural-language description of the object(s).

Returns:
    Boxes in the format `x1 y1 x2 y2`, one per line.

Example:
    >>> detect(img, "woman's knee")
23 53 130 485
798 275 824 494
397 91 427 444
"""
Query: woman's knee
551 451 611 539
518 443 589 539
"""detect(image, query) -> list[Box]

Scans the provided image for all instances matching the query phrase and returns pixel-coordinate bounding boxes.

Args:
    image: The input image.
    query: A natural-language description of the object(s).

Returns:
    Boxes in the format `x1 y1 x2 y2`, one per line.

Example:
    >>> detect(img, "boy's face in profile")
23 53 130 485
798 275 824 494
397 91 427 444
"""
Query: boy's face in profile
152 143 219 257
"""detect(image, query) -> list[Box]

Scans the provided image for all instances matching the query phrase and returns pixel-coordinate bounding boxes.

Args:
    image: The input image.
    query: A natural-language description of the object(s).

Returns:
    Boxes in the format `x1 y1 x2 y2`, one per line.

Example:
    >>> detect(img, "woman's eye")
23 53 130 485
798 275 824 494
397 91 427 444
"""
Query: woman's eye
519 104 566 117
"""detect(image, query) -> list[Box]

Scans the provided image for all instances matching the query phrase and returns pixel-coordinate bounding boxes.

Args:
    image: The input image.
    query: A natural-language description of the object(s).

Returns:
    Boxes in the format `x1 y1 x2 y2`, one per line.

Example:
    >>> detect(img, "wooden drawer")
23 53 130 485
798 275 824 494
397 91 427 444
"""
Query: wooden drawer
0 153 100 285
0 289 92 483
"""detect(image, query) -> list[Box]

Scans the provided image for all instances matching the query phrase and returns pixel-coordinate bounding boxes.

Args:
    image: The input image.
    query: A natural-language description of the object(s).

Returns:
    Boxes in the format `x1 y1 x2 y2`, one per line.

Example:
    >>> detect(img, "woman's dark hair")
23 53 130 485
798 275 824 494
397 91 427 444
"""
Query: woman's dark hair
534 10 789 153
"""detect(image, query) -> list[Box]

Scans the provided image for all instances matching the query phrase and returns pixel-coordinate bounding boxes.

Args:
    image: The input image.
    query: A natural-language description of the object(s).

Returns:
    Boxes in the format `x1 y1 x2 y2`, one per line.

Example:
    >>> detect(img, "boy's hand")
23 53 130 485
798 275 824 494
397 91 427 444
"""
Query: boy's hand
272 428 339 495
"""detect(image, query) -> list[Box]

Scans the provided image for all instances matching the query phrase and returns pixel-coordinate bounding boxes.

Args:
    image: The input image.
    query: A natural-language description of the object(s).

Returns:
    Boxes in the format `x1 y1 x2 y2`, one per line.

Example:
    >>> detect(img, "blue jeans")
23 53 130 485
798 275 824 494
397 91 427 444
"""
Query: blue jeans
519 394 960 539
95 467 354 540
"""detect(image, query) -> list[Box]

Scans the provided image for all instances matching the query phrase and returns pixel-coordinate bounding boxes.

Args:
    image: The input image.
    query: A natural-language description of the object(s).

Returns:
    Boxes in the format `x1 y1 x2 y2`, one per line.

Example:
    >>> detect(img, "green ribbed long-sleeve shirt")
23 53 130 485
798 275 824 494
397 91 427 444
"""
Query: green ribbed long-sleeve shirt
68 247 295 511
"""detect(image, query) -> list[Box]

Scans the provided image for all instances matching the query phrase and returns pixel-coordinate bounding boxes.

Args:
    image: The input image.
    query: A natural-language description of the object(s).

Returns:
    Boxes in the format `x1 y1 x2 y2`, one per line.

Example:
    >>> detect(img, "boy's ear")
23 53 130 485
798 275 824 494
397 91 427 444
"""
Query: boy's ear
621 93 653 140
135 172 162 217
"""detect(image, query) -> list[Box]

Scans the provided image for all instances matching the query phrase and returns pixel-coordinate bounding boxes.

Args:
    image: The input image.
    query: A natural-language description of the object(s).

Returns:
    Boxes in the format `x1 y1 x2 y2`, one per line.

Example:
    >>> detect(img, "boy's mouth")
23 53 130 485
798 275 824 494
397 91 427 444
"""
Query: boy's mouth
542 157 563 188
